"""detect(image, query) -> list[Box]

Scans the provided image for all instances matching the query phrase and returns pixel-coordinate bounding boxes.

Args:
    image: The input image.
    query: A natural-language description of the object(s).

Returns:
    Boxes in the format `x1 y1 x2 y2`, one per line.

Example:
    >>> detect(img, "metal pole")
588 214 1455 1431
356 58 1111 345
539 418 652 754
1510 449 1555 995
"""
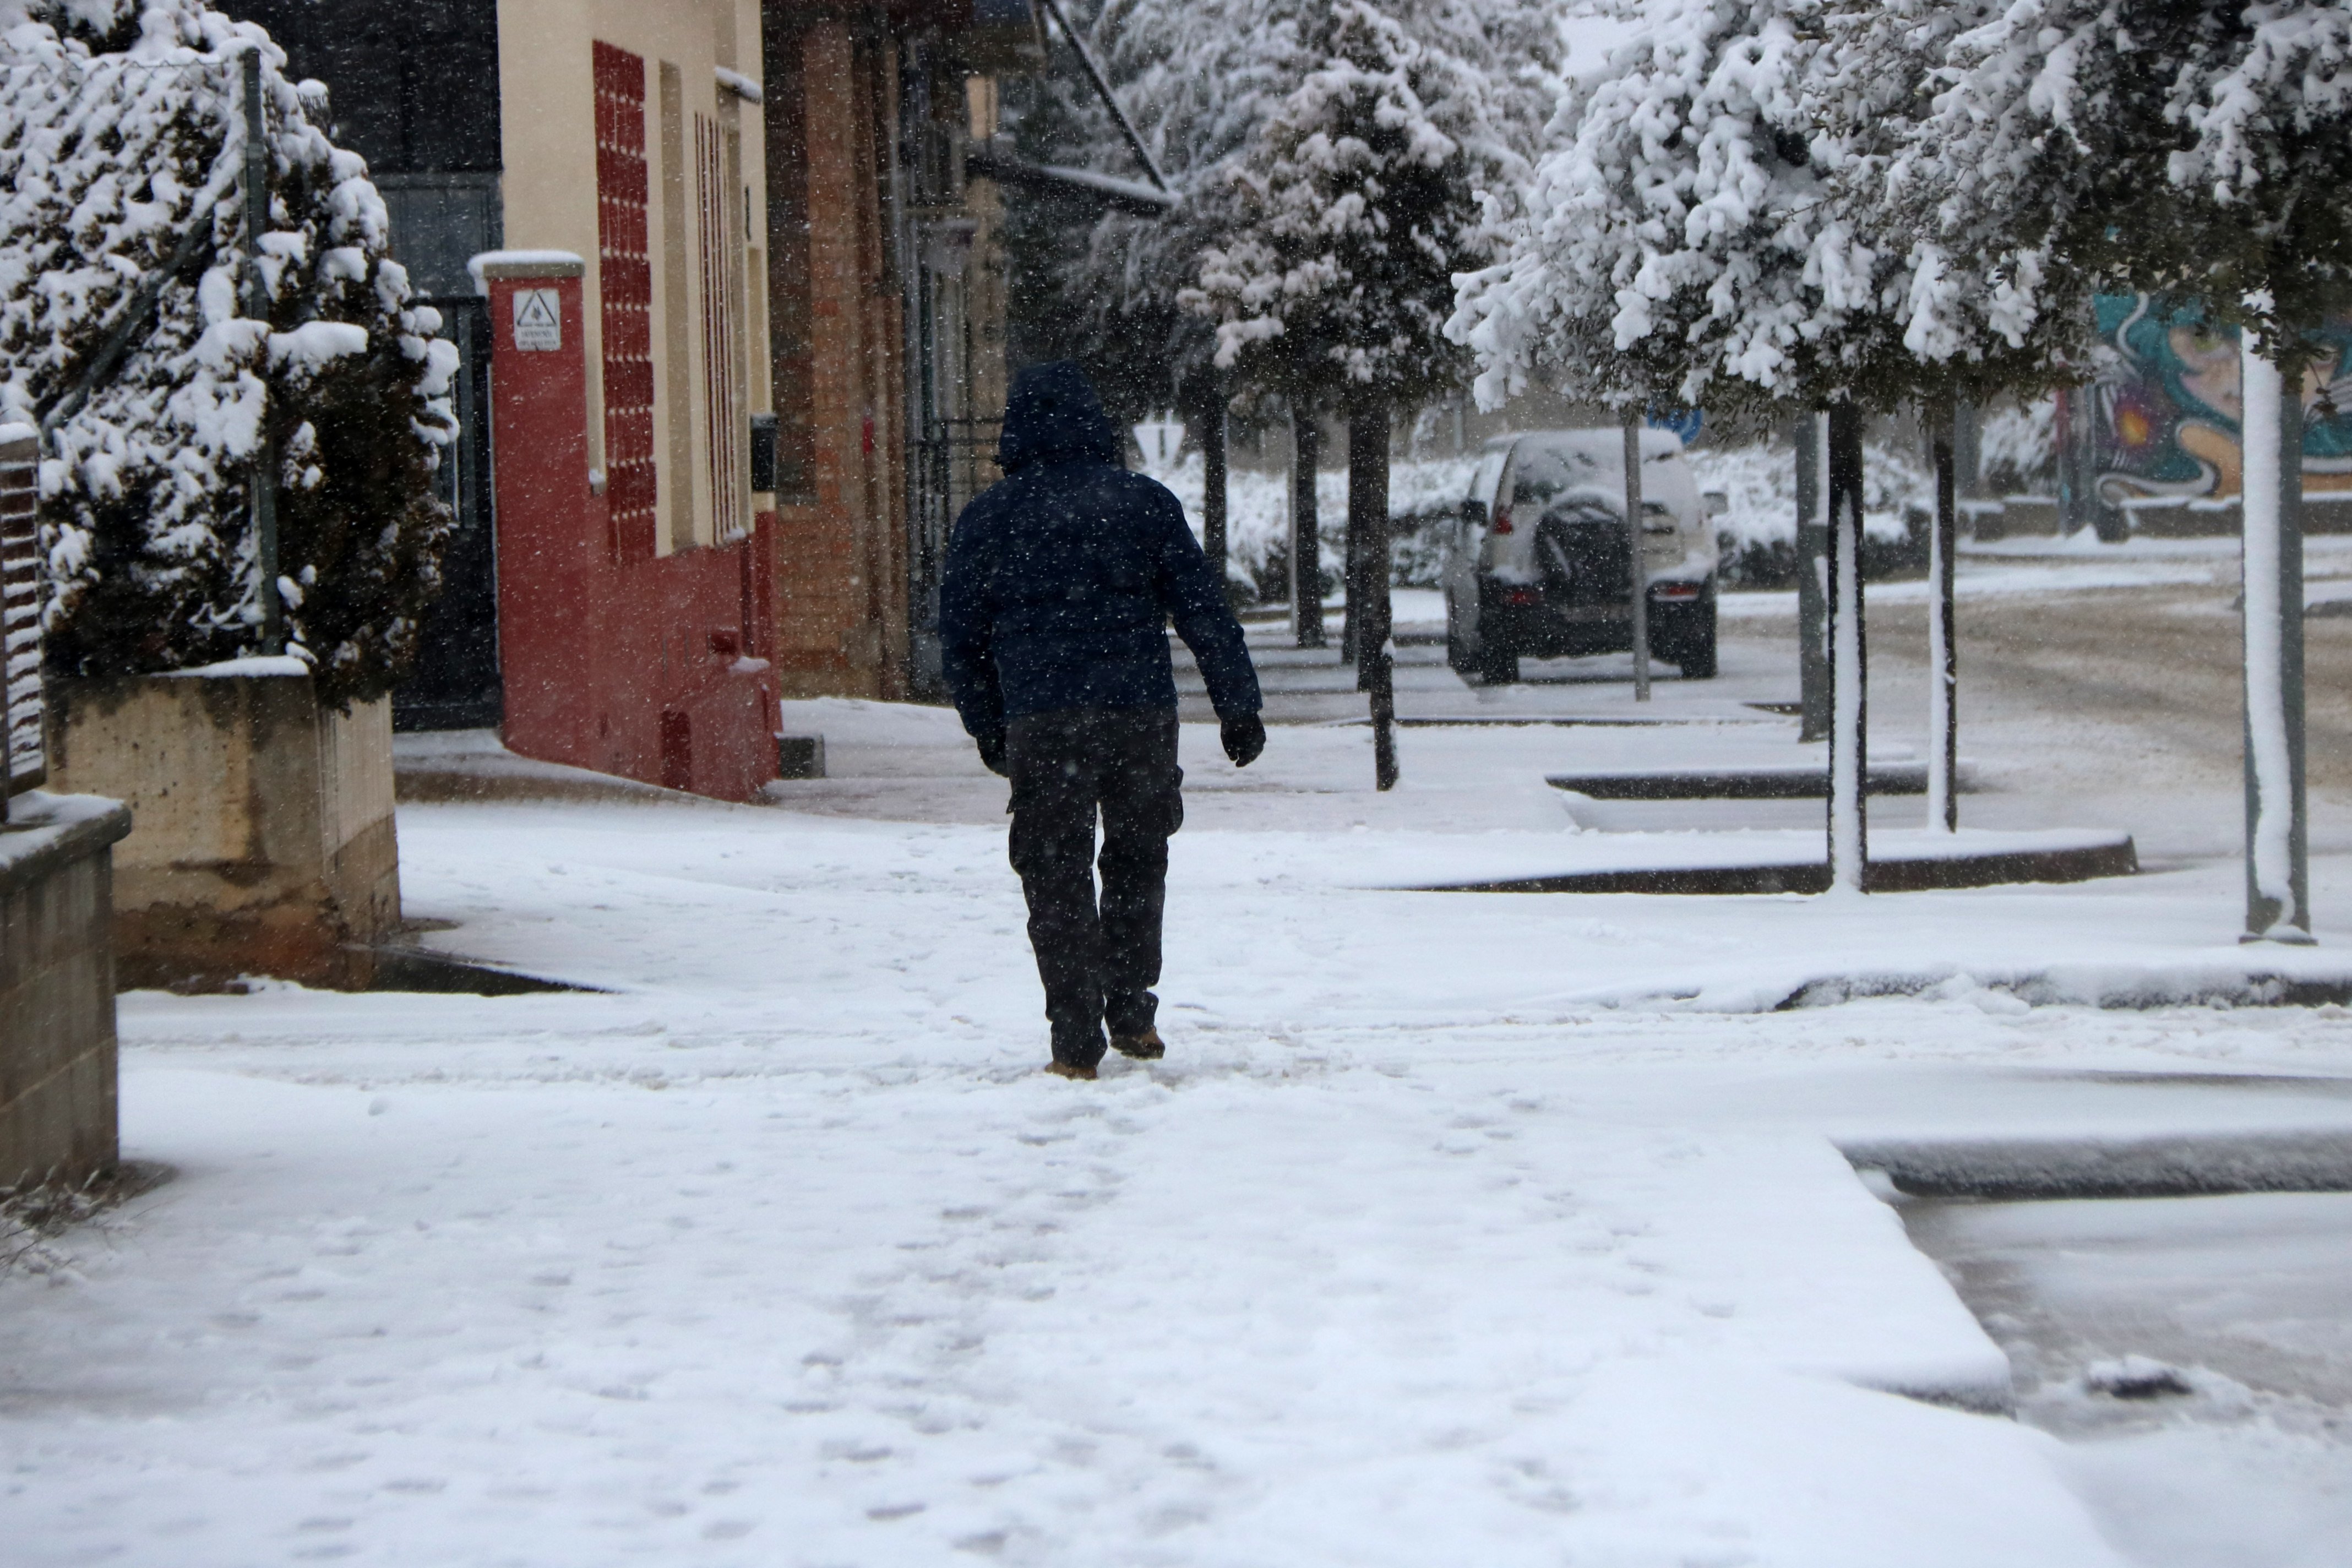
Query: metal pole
1293 408 1323 649
2240 336 2312 941
1794 412 1830 742
1826 402 1869 892
1928 395 1959 832
1623 410 1651 702
242 48 282 655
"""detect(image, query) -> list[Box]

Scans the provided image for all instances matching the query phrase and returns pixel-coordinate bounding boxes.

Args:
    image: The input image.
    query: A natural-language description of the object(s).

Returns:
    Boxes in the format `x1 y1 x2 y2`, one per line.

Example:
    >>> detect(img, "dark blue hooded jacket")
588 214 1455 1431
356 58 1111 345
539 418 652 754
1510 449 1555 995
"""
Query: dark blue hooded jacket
940 362 1261 750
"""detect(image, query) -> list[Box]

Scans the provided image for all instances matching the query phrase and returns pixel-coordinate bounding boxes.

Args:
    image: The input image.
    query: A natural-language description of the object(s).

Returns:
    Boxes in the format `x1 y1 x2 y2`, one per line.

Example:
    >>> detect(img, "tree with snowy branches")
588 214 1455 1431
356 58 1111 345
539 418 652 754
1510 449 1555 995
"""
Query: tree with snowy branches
1899 0 2352 937
999 0 1317 619
1007 0 1304 418
1179 0 1551 785
0 0 456 707
1451 0 2082 884
1183 1 1549 418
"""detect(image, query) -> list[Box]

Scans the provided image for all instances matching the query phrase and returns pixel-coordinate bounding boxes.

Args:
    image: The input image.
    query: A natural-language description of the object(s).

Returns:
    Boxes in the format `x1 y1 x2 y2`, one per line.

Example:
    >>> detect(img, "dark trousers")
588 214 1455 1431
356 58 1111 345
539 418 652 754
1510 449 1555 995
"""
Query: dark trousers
1005 706 1184 1068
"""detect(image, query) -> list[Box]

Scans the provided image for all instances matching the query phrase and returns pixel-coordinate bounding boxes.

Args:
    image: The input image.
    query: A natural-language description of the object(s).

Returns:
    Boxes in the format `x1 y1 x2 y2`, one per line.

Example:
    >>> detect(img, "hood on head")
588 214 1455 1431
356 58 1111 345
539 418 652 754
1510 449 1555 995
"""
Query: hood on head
996 361 1119 473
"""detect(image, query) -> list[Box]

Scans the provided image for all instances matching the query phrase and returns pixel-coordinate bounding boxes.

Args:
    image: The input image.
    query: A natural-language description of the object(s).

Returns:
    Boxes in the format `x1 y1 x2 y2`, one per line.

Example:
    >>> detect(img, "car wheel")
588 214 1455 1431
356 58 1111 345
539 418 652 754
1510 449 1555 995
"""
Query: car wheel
1446 614 1477 674
1675 605 1718 680
1477 639 1519 686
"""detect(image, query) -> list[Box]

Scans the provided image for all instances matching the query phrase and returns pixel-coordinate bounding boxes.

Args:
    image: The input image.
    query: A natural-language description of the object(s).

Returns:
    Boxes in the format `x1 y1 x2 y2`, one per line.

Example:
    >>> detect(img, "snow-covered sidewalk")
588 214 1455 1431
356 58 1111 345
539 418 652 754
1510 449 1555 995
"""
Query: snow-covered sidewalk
9 701 2352 1565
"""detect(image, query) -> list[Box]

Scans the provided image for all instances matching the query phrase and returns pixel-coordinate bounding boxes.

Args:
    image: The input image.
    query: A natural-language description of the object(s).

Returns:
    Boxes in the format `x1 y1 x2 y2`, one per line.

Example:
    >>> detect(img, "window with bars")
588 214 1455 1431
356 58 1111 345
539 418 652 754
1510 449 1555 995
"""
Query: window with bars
594 41 657 559
696 109 748 543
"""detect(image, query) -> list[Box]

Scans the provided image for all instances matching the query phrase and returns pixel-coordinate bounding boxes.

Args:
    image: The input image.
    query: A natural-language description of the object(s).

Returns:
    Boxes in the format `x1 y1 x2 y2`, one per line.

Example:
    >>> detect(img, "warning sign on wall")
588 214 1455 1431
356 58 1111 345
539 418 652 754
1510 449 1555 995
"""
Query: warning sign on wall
513 288 562 352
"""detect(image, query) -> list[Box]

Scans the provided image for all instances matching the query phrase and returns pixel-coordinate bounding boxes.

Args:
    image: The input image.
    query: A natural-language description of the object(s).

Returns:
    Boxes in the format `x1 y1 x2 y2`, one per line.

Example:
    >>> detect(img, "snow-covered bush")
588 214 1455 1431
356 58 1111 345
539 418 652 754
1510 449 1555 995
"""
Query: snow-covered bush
0 0 455 706
1144 450 1480 597
1977 399 2055 494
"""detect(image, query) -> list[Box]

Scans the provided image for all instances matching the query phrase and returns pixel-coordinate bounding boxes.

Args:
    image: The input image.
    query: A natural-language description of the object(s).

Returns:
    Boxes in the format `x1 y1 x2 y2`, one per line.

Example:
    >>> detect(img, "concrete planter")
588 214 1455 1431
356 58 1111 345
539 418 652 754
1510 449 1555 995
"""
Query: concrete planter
0 791 131 1190
45 669 400 989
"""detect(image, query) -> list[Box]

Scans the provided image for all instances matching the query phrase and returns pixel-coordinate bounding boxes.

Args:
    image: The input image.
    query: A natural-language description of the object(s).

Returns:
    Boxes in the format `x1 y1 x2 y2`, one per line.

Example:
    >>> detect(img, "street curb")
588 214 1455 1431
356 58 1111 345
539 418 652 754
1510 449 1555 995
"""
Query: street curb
1843 1128 2352 1199
1547 763 1933 799
1412 836 2137 895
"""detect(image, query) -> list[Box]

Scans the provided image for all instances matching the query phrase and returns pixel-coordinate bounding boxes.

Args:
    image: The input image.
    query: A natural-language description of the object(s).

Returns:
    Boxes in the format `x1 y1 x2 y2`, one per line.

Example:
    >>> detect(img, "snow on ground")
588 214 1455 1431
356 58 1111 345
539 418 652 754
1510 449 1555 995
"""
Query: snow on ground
13 549 2352 1566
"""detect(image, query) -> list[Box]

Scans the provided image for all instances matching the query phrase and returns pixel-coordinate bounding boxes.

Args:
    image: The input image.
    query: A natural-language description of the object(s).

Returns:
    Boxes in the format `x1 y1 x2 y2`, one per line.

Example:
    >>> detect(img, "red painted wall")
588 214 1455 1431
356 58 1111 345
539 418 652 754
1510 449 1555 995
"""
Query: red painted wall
481 264 778 802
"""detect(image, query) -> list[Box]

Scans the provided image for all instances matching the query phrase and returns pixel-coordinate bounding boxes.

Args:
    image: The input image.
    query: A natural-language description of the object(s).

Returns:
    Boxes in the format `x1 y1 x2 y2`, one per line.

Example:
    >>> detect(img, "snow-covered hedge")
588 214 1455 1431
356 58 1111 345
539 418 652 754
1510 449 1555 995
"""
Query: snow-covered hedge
1977 400 2055 494
1146 450 1481 598
0 0 455 707
1685 441 1928 589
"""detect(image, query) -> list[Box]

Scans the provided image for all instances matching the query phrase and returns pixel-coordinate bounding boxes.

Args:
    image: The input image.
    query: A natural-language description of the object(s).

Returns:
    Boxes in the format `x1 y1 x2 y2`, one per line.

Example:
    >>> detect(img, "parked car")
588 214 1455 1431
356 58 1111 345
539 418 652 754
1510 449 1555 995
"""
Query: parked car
1441 428 1722 684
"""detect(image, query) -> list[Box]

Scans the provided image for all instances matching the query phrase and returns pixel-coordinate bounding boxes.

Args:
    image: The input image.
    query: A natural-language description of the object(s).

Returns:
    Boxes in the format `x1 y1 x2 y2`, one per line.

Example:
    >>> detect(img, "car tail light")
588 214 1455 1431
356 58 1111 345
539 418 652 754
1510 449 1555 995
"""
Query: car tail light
1491 508 1513 535
1651 582 1700 602
1504 587 1541 606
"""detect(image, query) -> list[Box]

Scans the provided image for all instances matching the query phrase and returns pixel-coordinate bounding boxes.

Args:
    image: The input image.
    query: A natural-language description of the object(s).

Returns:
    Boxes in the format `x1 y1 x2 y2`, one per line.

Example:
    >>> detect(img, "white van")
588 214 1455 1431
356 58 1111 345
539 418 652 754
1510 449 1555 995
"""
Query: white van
1440 428 1721 684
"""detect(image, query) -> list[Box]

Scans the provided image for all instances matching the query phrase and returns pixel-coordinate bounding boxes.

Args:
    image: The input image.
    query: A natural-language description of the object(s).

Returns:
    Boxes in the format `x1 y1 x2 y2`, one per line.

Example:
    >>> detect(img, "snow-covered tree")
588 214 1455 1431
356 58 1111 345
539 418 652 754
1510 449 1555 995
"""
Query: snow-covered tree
1183 0 1551 414
1892 0 2352 372
1902 1 2352 937
0 0 456 707
1447 0 1932 880
1006 0 1309 418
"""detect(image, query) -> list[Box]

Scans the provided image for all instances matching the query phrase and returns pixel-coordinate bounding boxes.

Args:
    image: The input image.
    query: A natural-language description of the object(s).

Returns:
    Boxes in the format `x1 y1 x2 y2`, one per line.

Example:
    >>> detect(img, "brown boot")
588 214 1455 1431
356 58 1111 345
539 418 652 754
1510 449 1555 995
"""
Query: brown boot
1110 1026 1164 1061
1044 1059 1097 1080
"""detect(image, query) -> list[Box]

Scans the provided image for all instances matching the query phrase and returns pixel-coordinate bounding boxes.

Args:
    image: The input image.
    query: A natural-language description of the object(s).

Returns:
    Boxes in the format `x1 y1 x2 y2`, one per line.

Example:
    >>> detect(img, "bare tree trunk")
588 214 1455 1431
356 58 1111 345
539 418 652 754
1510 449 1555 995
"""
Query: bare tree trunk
1622 411 1651 702
1200 390 1228 603
1927 395 1959 833
1350 405 1397 790
1292 409 1324 649
1794 412 1830 743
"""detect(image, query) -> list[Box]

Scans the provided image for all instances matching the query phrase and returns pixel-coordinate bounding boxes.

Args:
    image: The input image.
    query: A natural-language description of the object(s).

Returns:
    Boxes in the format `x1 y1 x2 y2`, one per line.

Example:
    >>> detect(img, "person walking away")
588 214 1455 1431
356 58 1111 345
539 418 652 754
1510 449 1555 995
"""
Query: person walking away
941 362 1265 1079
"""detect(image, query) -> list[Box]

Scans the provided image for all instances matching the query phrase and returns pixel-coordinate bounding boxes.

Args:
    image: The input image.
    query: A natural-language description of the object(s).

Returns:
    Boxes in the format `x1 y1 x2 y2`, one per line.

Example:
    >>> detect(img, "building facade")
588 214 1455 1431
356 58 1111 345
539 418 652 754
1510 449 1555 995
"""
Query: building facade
231 0 1049 794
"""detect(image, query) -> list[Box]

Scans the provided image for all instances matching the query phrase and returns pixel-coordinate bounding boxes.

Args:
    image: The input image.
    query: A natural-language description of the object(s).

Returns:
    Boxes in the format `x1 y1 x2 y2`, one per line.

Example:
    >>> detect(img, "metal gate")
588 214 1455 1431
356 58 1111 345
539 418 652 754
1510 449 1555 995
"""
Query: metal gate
909 413 1001 695
392 296 502 731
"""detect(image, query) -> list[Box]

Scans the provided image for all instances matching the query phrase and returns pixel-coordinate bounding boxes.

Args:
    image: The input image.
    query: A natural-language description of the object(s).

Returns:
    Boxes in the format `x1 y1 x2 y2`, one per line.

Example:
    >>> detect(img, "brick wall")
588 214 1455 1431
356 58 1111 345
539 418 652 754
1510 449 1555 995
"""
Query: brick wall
763 18 910 700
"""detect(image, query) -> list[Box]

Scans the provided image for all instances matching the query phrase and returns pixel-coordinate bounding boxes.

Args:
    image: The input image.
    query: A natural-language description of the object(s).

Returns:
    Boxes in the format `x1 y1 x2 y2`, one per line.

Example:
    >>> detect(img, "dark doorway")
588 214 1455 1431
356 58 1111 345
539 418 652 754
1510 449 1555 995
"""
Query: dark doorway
394 297 500 731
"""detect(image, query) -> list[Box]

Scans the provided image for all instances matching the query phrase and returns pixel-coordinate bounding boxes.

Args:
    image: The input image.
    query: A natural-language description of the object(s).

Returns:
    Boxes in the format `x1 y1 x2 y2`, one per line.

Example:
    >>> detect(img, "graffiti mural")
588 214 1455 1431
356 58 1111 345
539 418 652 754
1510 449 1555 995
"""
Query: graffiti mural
2093 295 2352 504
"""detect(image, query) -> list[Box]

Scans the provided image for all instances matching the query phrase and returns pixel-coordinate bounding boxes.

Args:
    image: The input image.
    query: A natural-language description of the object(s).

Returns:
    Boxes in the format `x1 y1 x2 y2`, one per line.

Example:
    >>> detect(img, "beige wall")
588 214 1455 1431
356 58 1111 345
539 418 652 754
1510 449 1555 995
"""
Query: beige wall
45 676 400 990
496 0 770 554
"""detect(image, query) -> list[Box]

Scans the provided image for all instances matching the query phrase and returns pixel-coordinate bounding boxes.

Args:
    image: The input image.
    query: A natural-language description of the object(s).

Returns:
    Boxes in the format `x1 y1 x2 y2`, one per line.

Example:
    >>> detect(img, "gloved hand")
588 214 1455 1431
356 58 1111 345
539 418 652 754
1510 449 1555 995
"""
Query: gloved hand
1221 712 1266 768
976 731 1010 777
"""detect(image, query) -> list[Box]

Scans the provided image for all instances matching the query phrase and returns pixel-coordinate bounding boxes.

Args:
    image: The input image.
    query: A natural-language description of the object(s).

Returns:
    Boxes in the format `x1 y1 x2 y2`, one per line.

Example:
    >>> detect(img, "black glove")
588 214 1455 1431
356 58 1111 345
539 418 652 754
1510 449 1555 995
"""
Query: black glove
1221 712 1266 768
976 731 1009 777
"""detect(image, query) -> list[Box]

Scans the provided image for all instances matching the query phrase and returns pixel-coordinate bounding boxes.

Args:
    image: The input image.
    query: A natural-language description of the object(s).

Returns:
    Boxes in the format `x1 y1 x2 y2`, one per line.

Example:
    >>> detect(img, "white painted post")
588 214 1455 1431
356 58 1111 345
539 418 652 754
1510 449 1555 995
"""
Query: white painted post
1826 404 1868 893
2240 335 2312 941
